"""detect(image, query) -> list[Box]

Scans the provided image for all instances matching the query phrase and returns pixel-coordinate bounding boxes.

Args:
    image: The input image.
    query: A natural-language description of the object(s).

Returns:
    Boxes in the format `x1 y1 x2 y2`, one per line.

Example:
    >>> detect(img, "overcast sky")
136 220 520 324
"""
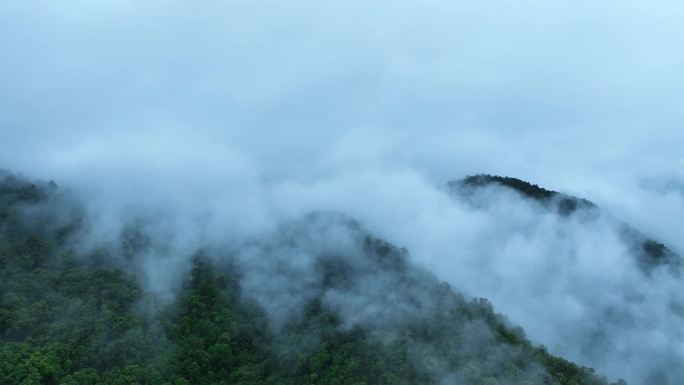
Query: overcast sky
2 2 683 176
2 0 684 255
3 1 684 252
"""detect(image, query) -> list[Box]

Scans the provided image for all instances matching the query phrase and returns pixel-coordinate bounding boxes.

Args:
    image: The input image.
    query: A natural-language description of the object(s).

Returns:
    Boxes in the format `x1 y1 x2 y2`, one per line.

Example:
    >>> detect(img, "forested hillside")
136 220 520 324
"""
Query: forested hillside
0 171 625 385
452 174 680 273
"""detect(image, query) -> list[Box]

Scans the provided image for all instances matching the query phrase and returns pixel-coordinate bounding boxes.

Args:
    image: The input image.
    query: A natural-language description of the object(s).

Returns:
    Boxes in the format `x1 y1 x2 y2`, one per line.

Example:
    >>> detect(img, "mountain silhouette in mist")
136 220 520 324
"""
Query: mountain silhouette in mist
0 170 656 385
451 174 680 274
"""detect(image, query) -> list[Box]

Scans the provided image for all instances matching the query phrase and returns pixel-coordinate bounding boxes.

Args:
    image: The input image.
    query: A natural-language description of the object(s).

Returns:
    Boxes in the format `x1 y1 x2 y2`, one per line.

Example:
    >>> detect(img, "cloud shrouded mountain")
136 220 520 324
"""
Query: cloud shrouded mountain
3 1 684 384
3 168 684 385
1 170 630 385
447 175 684 384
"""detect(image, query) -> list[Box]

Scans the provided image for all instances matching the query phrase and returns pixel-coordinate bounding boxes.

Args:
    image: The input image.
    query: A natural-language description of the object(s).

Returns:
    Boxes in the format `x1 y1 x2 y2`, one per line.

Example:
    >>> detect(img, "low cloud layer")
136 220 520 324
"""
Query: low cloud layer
3 1 684 384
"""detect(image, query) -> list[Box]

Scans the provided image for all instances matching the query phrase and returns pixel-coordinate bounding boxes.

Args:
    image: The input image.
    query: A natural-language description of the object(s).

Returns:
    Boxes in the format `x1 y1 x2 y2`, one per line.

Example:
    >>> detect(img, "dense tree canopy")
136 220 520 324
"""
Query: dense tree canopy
0 172 627 385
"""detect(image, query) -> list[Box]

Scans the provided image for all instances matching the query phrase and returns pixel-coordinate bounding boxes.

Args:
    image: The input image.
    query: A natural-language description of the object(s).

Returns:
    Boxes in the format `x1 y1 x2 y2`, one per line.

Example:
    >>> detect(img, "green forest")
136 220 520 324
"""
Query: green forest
0 173 627 385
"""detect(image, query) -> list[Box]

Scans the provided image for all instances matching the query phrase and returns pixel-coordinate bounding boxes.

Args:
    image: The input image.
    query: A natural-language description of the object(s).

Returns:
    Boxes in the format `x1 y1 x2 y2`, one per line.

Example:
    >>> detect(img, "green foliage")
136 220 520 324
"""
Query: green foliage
460 174 557 201
0 174 626 385
167 256 277 385
455 174 597 216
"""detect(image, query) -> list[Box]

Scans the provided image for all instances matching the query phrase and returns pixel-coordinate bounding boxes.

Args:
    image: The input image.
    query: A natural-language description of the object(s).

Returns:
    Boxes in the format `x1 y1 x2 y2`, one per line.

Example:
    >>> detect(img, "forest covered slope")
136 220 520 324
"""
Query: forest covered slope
0 171 627 385
451 174 680 273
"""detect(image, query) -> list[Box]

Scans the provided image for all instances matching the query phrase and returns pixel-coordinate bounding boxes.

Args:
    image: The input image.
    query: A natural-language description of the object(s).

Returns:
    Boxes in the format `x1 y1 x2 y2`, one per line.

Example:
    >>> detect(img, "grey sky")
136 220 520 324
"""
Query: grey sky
2 1 684 183
3 1 683 248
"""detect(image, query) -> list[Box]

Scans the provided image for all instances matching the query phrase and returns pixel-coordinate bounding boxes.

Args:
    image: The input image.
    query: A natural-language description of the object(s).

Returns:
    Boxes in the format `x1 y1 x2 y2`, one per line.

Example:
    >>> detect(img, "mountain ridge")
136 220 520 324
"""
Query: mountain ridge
450 174 680 274
0 171 642 385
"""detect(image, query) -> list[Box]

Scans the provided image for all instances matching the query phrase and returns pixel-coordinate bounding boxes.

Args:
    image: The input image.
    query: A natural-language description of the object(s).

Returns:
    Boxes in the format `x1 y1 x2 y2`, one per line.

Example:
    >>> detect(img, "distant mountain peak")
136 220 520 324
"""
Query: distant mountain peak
451 174 597 216
459 174 557 200
450 173 680 274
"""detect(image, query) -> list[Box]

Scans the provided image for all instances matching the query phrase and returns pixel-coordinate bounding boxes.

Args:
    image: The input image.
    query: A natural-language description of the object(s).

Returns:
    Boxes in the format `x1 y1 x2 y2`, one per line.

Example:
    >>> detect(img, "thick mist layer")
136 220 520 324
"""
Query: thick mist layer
2 173 623 385
4 168 679 384
446 180 684 384
3 1 684 385
3 1 684 195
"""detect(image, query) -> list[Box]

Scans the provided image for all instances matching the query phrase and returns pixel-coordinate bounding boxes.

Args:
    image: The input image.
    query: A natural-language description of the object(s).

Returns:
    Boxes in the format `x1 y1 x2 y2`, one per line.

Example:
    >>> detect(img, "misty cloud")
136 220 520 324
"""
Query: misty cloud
3 1 684 384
